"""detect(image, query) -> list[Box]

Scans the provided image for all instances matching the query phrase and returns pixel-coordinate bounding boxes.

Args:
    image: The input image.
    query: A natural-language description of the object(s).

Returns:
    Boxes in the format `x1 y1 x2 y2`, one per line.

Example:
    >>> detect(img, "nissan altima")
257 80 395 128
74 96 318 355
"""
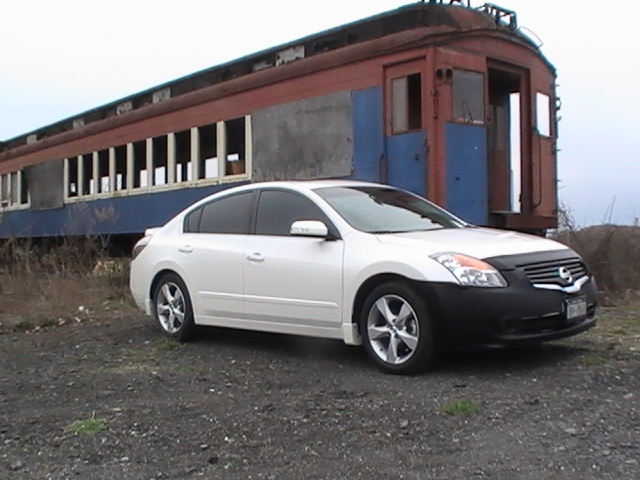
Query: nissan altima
130 180 597 374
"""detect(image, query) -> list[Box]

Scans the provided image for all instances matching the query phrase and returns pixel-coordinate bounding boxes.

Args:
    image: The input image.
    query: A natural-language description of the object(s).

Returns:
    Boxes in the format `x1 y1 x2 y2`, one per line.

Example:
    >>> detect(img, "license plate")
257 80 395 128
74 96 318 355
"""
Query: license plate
565 296 587 321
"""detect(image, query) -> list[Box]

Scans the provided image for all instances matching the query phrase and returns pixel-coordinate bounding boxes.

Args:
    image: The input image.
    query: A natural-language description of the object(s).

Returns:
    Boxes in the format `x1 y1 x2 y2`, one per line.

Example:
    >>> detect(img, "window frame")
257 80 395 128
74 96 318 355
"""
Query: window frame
535 92 552 138
183 190 256 235
253 188 340 238
389 72 423 135
0 170 30 210
62 115 253 204
384 59 426 137
452 69 485 125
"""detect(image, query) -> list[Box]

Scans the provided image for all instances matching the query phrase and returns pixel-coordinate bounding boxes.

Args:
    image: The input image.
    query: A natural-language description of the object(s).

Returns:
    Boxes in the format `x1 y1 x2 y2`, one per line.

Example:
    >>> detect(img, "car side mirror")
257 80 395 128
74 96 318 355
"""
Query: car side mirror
290 220 329 238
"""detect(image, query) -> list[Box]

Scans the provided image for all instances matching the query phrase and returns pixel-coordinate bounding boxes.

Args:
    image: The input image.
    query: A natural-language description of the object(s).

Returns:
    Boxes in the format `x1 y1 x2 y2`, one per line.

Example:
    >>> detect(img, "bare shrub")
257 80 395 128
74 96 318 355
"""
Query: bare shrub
0 236 133 332
553 208 640 305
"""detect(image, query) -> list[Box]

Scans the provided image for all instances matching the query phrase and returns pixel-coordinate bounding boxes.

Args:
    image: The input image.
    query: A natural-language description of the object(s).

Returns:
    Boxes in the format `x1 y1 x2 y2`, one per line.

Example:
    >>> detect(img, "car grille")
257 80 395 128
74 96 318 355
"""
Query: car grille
519 257 588 286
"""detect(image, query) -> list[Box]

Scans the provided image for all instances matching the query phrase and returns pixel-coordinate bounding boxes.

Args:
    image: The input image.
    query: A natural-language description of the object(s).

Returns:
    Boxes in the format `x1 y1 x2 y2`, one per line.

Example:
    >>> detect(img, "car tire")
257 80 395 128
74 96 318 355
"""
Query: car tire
360 281 436 374
152 273 196 342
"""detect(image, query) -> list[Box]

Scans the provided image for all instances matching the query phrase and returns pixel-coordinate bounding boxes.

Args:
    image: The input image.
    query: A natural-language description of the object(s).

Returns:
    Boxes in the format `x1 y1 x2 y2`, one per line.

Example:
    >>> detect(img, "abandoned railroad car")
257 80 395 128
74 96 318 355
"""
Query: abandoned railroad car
0 0 559 243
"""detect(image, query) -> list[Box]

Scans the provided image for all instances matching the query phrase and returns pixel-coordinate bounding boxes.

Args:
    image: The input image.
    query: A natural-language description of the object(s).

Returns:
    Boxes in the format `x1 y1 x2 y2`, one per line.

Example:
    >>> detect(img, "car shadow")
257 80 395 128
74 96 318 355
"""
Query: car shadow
188 325 588 376
190 325 370 367
436 341 589 376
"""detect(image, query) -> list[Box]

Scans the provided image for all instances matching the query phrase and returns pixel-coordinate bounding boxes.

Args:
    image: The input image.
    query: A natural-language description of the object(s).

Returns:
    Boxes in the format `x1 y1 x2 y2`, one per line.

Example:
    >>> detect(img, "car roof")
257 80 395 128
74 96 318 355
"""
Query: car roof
235 179 386 193
174 179 392 220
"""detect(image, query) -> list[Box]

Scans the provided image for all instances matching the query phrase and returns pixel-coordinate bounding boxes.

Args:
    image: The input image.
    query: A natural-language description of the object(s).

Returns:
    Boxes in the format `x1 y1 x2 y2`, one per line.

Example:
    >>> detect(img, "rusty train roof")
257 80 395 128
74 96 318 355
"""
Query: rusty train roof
0 0 551 154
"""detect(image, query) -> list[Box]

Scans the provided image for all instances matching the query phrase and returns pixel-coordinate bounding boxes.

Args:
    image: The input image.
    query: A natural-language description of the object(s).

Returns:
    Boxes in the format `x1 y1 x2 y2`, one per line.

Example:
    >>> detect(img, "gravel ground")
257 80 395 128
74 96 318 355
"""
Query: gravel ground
1 310 639 480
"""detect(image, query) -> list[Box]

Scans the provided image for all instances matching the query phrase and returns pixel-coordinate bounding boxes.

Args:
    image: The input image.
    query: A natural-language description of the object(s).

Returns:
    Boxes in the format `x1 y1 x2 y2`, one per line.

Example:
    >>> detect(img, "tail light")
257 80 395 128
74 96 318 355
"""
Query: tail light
131 235 152 261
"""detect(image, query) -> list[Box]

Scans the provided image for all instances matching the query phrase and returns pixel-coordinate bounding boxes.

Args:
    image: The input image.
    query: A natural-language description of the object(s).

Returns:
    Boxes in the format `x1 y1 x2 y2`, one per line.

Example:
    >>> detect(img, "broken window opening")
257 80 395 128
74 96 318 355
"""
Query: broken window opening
20 171 28 204
133 140 147 188
453 70 484 124
198 124 218 179
0 174 9 205
536 92 551 137
225 117 246 175
97 149 110 193
10 172 20 205
81 153 94 195
67 157 79 198
174 129 192 183
391 73 422 134
114 145 127 191
152 135 168 186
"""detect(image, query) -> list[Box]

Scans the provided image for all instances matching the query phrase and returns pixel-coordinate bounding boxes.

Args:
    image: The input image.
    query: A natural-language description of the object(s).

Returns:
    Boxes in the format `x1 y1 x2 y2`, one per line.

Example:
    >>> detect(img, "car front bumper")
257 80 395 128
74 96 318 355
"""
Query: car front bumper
418 275 598 351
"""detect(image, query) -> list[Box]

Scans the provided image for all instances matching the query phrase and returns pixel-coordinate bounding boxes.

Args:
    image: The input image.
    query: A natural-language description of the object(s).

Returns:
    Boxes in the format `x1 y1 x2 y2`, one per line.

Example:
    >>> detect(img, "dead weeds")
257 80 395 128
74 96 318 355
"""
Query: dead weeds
0 237 135 334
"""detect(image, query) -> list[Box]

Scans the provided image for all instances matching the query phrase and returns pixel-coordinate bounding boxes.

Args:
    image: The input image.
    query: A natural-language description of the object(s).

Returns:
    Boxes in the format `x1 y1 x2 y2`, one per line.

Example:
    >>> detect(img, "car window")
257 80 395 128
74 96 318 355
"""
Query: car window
315 186 465 233
195 191 254 234
183 207 203 233
255 190 331 236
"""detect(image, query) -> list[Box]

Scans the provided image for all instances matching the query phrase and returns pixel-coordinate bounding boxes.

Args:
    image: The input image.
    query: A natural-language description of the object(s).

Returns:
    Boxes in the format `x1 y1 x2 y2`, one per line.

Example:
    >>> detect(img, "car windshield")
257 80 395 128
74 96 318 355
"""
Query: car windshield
315 186 466 233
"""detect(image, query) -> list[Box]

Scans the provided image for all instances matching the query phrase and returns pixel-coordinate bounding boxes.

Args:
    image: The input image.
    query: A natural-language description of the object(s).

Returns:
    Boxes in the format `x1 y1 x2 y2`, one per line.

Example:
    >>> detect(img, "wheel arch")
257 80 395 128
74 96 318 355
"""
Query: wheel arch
150 269 183 301
350 273 444 338
351 273 414 328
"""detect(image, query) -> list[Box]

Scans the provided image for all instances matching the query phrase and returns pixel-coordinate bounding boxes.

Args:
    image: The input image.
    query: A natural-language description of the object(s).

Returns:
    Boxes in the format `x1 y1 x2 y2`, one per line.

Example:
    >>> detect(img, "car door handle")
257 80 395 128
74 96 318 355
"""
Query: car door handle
178 245 193 253
247 252 265 262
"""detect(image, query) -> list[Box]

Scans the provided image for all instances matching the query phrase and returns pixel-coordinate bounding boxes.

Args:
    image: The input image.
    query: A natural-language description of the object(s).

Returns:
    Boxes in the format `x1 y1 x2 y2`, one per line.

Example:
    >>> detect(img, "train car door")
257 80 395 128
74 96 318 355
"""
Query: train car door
383 59 427 196
433 49 490 225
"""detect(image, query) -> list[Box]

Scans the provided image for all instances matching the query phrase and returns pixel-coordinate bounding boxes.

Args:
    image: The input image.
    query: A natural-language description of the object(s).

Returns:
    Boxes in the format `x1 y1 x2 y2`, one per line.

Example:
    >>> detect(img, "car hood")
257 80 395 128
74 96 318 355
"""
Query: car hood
375 227 569 260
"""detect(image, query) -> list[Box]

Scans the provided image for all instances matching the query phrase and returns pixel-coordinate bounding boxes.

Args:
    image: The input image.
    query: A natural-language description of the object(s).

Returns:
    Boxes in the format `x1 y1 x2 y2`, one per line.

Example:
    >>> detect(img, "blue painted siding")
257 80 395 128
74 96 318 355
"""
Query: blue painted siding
445 123 488 225
386 131 427 196
351 87 427 196
0 183 245 238
350 87 384 182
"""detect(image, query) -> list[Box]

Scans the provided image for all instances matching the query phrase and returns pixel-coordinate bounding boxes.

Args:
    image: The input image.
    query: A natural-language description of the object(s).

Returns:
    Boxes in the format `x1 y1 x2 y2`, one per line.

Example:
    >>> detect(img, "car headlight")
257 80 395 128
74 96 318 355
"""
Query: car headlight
431 253 507 288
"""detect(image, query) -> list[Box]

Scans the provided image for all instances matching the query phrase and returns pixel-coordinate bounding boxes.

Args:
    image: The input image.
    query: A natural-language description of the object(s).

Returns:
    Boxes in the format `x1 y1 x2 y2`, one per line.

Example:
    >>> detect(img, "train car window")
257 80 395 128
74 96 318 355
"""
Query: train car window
0 172 25 207
174 129 192 183
67 157 79 198
0 174 9 205
20 172 29 204
536 93 551 137
133 140 147 189
391 73 422 134
10 173 20 205
152 136 168 186
98 149 110 193
114 145 127 191
80 153 94 195
453 70 484 124
199 123 218 179
225 117 247 176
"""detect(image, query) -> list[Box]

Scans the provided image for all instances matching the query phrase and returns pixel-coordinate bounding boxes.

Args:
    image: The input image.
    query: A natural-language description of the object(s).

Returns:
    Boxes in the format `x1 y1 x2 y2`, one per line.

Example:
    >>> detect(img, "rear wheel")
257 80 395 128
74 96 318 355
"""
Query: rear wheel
152 273 196 342
360 281 436 374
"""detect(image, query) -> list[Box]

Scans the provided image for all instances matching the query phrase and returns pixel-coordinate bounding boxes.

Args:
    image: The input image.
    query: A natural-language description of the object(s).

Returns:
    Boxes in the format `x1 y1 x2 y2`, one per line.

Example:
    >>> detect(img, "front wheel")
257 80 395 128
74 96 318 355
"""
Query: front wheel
360 281 436 374
152 273 196 342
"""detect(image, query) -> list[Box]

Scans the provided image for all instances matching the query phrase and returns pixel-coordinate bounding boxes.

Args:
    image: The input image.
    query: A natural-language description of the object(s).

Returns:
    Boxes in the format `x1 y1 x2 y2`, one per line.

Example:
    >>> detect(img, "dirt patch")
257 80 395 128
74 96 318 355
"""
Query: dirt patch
1 297 639 479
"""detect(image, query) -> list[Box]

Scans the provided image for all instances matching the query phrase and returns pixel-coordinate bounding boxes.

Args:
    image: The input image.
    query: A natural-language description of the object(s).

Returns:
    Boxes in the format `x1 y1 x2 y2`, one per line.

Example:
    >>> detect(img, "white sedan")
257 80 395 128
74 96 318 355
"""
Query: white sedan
130 180 597 374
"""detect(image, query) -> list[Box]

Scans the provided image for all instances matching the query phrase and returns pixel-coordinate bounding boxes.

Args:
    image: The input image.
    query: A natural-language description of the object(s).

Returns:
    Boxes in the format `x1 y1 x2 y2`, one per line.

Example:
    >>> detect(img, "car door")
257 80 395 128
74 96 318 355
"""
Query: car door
243 189 344 330
178 191 254 324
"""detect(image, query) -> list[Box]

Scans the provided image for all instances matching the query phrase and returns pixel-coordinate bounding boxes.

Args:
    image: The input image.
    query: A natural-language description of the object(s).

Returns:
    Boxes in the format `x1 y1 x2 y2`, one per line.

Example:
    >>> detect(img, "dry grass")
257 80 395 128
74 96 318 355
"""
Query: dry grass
0 237 135 333
553 225 640 305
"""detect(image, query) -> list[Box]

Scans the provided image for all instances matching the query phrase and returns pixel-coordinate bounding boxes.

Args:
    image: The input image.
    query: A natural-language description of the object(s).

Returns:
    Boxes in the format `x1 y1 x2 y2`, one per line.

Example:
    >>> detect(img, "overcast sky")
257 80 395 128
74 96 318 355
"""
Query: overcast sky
1 0 638 225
